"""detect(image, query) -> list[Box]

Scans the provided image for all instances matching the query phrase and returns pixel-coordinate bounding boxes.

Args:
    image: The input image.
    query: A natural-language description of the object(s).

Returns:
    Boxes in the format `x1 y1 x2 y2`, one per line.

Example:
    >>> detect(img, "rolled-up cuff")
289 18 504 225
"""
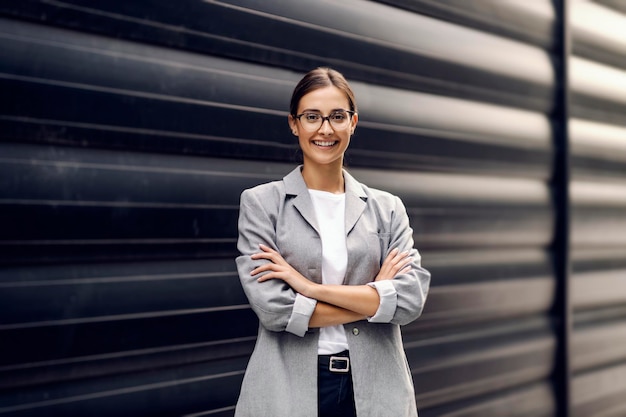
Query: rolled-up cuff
367 280 397 323
285 294 317 337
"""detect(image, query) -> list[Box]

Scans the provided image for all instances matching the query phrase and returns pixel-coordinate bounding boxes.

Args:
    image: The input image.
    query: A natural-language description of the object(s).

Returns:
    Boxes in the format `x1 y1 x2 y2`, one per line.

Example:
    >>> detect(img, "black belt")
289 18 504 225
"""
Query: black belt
318 350 350 373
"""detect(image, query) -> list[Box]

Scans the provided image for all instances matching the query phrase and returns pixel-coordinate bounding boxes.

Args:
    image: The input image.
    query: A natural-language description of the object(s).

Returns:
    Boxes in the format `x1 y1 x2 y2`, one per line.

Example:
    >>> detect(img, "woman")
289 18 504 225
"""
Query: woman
235 67 430 417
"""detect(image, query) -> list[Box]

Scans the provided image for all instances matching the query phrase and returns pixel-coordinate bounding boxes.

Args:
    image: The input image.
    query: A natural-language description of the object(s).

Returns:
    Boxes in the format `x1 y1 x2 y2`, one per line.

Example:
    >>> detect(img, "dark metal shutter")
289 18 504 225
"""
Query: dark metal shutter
569 1 626 417
0 1 624 416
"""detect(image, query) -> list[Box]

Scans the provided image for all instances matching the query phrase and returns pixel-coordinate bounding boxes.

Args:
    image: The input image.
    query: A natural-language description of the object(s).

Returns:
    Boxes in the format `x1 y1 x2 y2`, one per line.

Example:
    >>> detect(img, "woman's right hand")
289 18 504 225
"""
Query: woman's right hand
375 248 412 281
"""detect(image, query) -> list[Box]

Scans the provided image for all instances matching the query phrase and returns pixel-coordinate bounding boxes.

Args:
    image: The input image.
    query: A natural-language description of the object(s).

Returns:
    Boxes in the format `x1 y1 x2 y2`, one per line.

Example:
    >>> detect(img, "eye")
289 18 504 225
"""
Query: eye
330 112 348 121
303 113 321 122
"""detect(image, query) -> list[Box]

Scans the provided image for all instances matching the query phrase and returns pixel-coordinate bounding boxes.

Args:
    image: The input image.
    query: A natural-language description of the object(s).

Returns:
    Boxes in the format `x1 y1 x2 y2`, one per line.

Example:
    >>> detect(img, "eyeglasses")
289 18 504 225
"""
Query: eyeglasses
294 110 356 132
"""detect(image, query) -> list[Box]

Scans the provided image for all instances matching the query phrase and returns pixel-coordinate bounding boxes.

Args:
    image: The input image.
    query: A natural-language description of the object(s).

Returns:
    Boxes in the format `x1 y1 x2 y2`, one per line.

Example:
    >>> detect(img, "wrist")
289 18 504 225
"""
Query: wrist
302 280 320 299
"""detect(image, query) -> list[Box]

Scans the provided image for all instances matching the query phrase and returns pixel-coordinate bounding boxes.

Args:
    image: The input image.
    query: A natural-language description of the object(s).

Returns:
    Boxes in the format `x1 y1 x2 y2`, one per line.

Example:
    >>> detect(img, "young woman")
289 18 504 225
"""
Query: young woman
235 67 430 417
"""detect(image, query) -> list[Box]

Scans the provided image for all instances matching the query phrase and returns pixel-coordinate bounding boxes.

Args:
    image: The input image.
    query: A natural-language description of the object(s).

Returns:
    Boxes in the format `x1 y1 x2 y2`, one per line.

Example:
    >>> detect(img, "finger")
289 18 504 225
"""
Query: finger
381 252 406 271
398 266 412 275
396 256 412 268
391 250 410 264
251 252 273 260
259 243 278 254
386 248 409 264
251 263 277 276
380 249 399 269
251 252 281 264
256 245 288 264
395 257 413 271
258 269 292 282
384 248 399 261
256 272 276 282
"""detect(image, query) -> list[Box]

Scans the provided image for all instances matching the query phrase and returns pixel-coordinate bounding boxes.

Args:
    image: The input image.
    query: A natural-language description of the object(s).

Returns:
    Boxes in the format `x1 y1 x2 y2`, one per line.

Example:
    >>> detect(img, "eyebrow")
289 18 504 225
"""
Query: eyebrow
300 108 348 113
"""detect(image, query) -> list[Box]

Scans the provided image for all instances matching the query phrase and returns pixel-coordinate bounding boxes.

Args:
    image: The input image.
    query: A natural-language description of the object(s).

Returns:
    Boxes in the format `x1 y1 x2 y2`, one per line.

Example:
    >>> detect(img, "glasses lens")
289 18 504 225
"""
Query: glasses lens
300 113 322 131
329 111 350 129
298 111 352 131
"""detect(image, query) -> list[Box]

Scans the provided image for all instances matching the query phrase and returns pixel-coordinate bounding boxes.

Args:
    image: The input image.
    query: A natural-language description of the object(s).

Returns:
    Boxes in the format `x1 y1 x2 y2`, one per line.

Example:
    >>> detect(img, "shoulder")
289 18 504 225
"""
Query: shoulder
241 166 304 202
367 187 408 225
349 175 409 224
344 169 399 206
238 180 286 224
354 180 403 211
241 179 284 197
240 180 285 206
355 182 412 234
362 183 396 203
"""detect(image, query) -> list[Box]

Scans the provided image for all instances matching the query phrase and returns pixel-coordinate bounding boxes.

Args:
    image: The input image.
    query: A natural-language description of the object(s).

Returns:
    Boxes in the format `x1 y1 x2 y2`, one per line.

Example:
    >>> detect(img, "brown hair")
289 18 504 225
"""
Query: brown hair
289 67 357 116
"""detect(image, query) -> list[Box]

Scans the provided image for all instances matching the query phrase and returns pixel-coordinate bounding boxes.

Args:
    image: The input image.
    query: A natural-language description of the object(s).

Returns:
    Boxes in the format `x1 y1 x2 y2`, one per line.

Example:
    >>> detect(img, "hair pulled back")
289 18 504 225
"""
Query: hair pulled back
289 67 357 116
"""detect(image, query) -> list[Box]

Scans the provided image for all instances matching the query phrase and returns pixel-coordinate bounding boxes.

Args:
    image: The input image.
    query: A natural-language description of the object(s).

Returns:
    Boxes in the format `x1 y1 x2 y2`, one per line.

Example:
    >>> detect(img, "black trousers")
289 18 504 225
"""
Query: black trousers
318 351 357 417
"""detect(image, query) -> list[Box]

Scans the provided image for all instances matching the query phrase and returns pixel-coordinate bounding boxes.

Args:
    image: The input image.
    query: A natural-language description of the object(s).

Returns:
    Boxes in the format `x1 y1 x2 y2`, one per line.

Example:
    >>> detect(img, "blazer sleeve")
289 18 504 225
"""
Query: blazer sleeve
235 188 317 337
368 195 431 326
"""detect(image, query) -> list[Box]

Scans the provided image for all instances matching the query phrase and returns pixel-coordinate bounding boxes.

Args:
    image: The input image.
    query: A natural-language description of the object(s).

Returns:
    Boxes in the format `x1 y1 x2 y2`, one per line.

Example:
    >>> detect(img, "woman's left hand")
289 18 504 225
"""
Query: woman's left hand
251 244 315 296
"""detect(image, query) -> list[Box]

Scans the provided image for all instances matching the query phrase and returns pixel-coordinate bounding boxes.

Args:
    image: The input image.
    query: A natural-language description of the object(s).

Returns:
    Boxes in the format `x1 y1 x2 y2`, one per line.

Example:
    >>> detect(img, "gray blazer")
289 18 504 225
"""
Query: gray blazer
235 166 430 417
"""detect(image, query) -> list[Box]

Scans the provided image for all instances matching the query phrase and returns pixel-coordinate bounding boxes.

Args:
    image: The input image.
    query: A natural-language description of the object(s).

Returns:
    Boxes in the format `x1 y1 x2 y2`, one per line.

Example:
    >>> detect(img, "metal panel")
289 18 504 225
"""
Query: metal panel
0 0 623 416
572 0 626 69
0 0 555 110
570 1 626 416
378 0 556 49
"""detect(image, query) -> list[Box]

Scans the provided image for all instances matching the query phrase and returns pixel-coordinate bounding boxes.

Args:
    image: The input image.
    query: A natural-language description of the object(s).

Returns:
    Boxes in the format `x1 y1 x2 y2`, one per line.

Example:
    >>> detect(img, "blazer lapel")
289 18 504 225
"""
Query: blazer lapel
282 166 367 237
343 169 367 236
283 166 320 235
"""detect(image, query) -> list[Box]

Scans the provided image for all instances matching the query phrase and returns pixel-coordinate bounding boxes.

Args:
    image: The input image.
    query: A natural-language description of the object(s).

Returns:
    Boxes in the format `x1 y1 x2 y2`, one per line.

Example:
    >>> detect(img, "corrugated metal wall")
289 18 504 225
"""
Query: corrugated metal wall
570 1 626 417
0 1 624 416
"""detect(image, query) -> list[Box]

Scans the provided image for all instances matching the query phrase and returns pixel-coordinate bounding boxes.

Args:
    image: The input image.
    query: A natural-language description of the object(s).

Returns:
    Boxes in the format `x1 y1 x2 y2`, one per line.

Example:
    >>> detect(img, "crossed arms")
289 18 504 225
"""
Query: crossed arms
251 244 411 328
236 187 430 336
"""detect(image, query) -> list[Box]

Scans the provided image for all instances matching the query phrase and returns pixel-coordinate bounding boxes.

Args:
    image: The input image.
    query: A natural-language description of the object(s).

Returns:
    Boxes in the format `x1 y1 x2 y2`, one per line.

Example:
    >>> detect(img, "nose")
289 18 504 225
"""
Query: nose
318 118 334 135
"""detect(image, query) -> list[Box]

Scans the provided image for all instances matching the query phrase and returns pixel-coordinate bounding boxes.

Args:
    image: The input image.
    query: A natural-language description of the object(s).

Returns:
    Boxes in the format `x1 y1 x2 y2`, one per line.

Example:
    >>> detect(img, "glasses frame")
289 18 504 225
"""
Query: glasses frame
294 109 356 132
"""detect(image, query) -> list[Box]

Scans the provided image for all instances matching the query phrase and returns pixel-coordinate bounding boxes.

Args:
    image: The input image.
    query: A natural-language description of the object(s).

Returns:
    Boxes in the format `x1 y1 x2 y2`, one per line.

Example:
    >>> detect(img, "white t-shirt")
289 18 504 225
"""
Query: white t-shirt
308 189 349 355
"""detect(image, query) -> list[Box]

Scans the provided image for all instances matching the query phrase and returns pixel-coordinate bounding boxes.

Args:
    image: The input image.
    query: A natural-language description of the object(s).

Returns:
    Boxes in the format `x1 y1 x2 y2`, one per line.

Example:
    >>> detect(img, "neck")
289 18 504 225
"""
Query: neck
301 162 345 194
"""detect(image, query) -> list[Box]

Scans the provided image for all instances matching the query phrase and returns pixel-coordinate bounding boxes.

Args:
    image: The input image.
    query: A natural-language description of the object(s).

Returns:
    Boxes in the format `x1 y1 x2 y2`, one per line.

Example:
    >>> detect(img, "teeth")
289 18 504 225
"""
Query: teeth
314 141 336 147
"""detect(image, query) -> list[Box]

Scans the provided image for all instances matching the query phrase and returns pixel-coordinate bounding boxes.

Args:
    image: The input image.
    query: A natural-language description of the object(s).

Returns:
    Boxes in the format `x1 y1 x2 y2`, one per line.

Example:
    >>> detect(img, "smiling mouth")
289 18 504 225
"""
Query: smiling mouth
313 140 337 147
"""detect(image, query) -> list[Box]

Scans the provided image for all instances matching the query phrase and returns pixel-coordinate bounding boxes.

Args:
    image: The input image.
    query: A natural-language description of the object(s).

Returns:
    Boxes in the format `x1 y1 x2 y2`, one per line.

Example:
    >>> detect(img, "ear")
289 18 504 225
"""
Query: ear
288 114 298 136
350 112 358 135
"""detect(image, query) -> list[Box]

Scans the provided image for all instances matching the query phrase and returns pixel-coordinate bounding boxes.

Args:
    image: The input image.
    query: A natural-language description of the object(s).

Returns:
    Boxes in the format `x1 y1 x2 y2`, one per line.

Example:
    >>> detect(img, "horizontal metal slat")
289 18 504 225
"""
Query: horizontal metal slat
0 0 555 110
572 270 626 310
573 363 626 417
0 17 554 177
572 247 626 276
0 358 246 416
0 336 255 392
0 308 256 367
0 262 245 325
571 118 626 181
420 382 555 417
572 319 626 371
570 56 626 125
595 0 626 14
571 180 626 248
572 0 626 69
1 143 553 264
0 258 254 391
405 318 554 408
419 277 553 329
216 0 553 83
376 0 555 49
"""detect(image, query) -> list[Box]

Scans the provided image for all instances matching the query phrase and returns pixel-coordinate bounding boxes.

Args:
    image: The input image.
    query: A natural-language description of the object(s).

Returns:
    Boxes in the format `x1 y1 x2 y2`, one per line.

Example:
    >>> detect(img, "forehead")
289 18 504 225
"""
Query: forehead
298 85 350 112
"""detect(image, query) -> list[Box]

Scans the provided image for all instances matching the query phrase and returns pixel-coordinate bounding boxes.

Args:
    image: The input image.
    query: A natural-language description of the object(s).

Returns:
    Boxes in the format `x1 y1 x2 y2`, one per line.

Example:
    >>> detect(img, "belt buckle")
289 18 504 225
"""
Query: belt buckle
329 356 350 373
